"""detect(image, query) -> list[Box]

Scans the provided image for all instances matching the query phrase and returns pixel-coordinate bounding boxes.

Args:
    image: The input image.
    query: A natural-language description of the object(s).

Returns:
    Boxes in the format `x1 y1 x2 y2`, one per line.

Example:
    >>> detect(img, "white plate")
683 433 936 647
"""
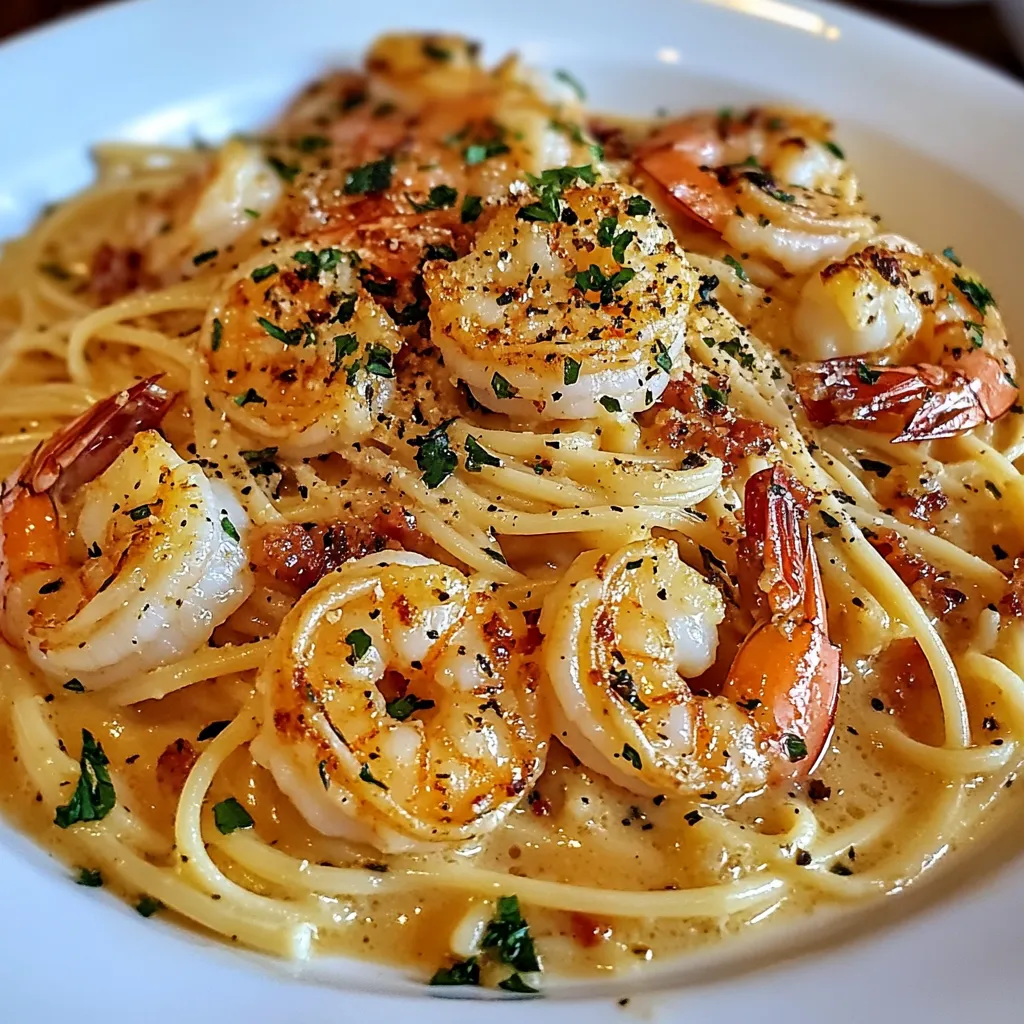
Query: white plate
2 1 1024 1020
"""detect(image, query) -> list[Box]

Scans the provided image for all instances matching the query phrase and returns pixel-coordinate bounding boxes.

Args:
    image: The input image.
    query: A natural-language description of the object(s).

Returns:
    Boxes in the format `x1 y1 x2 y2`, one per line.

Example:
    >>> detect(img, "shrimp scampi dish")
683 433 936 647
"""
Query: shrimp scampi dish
3 31 1024 992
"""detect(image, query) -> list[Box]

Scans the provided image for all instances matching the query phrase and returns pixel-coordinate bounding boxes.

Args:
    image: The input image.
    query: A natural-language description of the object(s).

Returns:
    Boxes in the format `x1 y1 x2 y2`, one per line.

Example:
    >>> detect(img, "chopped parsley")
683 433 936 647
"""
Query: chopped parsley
518 165 596 222
491 372 518 399
359 763 388 790
554 68 586 100
250 263 278 283
407 418 458 488
498 974 539 994
465 435 501 472
621 743 643 770
701 383 728 410
953 274 996 315
599 396 622 414
213 797 254 834
430 958 481 986
965 320 985 348
856 362 881 385
625 195 652 217
76 868 103 887
234 388 267 407
220 516 240 542
783 734 808 762
723 254 748 281
942 247 962 267
55 730 115 829
343 156 394 195
386 694 436 721
63 679 85 693
564 356 581 386
464 139 511 165
332 334 358 368
461 194 484 223
407 184 458 212
719 338 754 371
742 170 795 203
345 628 372 663
128 504 152 522
824 140 845 160
210 317 223 352
192 248 218 266
256 316 303 346
365 343 394 377
820 510 841 529
482 895 541 973
575 263 635 305
424 243 457 262
135 896 164 918
267 155 299 183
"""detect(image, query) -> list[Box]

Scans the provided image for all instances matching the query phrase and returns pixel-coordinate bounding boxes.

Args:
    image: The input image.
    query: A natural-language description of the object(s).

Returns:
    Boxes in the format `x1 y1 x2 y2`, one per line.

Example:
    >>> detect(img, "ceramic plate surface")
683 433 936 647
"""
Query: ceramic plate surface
2 1 1024 1020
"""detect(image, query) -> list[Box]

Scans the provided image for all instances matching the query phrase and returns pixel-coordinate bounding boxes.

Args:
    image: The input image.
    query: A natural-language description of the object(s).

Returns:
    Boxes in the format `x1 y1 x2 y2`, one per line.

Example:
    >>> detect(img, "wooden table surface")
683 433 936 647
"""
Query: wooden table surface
1 0 1022 79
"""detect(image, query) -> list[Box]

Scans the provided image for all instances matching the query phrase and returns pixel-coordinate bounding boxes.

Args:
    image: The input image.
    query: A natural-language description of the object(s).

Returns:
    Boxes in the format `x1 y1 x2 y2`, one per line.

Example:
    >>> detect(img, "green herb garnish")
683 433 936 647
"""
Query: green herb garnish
213 797 254 834
54 730 115 829
407 418 459 488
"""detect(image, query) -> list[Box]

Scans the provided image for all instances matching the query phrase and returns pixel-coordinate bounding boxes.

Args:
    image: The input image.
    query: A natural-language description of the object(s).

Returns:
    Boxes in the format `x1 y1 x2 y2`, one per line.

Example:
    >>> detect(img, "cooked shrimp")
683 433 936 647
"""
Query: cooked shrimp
634 108 875 275
792 237 1018 441
202 241 404 457
252 550 547 852
147 139 283 278
425 178 696 419
540 467 840 799
0 379 253 689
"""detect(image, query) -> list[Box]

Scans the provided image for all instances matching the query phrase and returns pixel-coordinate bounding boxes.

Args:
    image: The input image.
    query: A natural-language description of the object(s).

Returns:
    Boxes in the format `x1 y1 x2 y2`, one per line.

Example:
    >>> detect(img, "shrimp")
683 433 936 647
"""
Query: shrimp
252 550 547 852
0 379 253 689
425 178 697 419
791 237 1018 441
147 139 283 279
633 108 876 275
202 241 404 457
540 466 840 799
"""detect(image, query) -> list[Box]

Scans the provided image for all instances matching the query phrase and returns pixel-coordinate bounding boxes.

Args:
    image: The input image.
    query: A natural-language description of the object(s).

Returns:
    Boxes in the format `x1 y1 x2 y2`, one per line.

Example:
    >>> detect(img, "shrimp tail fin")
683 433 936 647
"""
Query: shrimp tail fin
723 466 841 780
793 355 1017 443
19 375 177 499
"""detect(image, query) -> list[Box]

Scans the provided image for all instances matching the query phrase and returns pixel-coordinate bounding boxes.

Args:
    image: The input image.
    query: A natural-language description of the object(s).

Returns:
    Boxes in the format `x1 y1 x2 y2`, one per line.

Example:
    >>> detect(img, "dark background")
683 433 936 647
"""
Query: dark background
1 0 1022 79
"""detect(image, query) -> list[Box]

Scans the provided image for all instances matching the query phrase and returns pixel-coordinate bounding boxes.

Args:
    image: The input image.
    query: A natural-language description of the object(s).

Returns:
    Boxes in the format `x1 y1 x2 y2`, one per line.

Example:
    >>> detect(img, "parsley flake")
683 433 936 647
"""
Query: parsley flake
213 797 254 834
465 435 501 472
408 418 459 488
386 694 436 721
343 156 394 195
345 628 372 663
54 730 115 829
564 356 581 386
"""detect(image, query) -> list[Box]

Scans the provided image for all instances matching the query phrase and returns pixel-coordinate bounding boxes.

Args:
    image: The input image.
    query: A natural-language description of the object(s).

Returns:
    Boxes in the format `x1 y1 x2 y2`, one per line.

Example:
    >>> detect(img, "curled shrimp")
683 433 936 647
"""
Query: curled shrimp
540 467 840 799
425 178 696 419
252 551 547 852
633 107 875 275
792 237 1018 441
202 240 404 456
1 379 253 688
147 139 283 279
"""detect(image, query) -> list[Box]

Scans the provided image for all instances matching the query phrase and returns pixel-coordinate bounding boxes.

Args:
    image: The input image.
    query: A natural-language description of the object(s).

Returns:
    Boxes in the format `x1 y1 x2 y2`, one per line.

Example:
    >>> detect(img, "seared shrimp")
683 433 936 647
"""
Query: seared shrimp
0 379 252 688
792 238 1018 441
540 467 840 799
252 551 547 852
634 108 875 275
148 139 283 279
203 241 404 457
426 178 696 419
